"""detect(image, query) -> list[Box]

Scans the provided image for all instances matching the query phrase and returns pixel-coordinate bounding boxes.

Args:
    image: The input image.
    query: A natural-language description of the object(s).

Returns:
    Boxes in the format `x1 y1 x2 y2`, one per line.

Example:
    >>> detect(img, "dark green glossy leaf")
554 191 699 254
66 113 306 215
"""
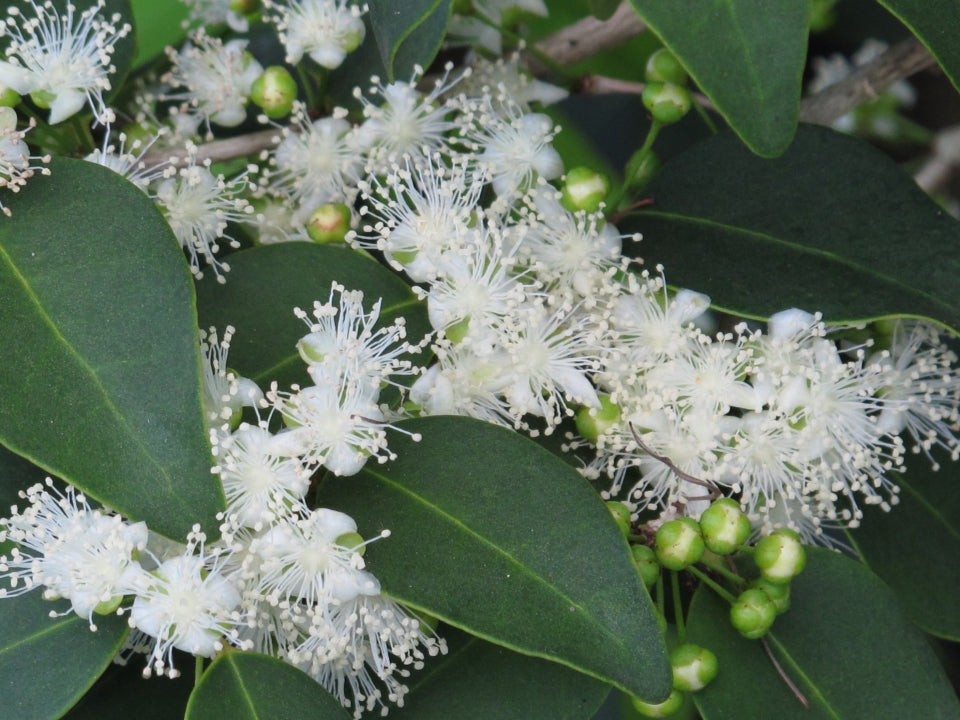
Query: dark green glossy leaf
318 416 673 703
184 652 352 720
0 444 46 516
196 243 430 391
628 0 807 157
687 547 960 719
129 0 188 66
0 158 223 540
396 626 610 719
587 0 621 21
625 124 960 332
848 448 960 640
368 0 453 82
877 0 960 94
0 594 128 720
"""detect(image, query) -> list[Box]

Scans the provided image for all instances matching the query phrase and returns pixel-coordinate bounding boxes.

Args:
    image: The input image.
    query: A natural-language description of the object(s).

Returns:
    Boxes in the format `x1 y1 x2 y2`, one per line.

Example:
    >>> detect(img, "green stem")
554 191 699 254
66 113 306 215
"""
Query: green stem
687 565 737 605
607 120 661 213
693 99 718 134
195 655 204 686
671 571 686 643
700 557 746 587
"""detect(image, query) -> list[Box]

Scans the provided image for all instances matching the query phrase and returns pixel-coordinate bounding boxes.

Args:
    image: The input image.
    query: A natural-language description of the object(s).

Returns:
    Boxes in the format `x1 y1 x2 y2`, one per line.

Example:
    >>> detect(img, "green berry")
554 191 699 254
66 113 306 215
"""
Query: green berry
335 531 365 555
699 498 751 555
754 528 806 583
655 517 704 571
575 395 620 443
730 588 777 639
251 66 298 119
306 203 352 244
0 85 19 108
749 577 791 615
642 82 692 125
560 166 610 213
631 689 685 718
670 643 719 692
645 49 688 86
631 544 660 589
606 501 632 537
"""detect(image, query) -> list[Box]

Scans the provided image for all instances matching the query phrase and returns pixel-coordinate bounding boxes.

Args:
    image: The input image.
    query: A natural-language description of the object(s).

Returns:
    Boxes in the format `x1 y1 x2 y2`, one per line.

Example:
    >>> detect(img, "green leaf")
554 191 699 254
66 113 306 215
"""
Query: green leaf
129 0 188 66
368 0 453 82
0 158 223 540
196 243 430 391
687 547 960 719
318 416 673 703
624 124 960 332
586 0 621 21
64 656 194 720
877 0 960 94
847 448 960 640
0 594 128 720
395 626 611 719
0 444 46 517
184 652 352 720
628 0 808 157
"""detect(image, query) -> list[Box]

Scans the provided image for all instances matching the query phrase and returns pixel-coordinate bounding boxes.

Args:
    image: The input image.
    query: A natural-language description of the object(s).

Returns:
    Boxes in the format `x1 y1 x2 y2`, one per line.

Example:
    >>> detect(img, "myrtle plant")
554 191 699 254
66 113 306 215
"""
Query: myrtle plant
1 1 960 719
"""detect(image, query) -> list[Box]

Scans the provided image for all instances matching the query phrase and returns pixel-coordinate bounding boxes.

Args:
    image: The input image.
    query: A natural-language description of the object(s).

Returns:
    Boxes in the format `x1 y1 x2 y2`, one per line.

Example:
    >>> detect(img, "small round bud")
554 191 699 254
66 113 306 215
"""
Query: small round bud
670 643 719 692
730 588 777 639
335 531 365 555
606 501 632 537
624 147 661 194
575 395 620 443
655 517 704 570
0 85 19 108
94 594 125 615
749 577 791 615
645 49 688 85
809 0 837 32
642 82 692 125
560 166 610 213
251 66 298 119
631 544 660 589
754 528 806 583
699 498 751 554
306 203 352 244
631 689 684 718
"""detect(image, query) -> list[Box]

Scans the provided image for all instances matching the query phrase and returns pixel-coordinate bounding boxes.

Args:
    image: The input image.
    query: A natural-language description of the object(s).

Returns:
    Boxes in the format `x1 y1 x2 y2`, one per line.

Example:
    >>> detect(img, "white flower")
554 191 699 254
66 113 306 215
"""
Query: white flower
83 125 164 191
180 0 250 32
164 30 262 131
0 0 131 124
264 0 367 69
200 325 264 430
0 106 49 216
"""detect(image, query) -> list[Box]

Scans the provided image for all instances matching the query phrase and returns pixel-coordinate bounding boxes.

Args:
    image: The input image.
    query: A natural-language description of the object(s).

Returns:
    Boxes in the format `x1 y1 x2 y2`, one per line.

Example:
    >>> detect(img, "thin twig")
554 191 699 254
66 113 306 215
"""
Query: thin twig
761 637 811 709
628 423 720 497
528 2 645 74
142 127 281 168
798 36 936 126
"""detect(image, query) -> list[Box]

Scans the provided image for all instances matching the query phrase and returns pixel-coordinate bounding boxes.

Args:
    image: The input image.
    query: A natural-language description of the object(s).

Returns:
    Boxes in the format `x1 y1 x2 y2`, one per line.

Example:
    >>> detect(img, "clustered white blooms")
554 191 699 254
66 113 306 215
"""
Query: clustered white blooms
0 105 49 215
0 307 442 718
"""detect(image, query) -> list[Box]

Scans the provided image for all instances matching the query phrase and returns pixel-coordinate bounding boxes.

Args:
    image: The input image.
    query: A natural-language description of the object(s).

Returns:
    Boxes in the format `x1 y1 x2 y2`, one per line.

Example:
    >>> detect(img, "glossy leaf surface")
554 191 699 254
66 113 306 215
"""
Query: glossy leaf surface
318 416 672 702
628 0 807 157
368 0 452 81
0 158 223 540
878 0 960 93
687 548 960 719
626 124 960 332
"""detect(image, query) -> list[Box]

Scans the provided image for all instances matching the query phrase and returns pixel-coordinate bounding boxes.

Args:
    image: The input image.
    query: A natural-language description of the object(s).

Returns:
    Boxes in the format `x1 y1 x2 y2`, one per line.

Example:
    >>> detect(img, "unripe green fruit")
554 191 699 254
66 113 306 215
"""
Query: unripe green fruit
94 594 125 615
335 531 365 555
575 395 620 443
606 501 632 537
645 49 688 86
251 66 298 119
670 643 719 692
699 498 751 555
306 203 352 244
631 544 660 589
655 517 704 570
749 577 791 615
631 689 684 718
0 85 19 108
624 147 661 194
809 0 837 32
642 82 692 125
754 528 806 583
560 166 610 213
730 588 777 639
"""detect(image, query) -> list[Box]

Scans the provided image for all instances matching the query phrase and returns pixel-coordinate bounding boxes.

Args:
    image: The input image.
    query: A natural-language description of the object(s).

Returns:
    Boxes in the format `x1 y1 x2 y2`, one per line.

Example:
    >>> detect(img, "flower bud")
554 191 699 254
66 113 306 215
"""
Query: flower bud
749 577 790 615
754 528 806 583
645 49 688 86
251 66 298 119
642 82 692 125
624 147 661 194
335 531 365 555
606 500 632 537
306 203 352 244
631 544 659 589
575 395 620 443
560 166 610 213
699 498 751 555
631 689 684 718
655 517 704 570
0 85 19 108
730 588 777 639
670 643 719 692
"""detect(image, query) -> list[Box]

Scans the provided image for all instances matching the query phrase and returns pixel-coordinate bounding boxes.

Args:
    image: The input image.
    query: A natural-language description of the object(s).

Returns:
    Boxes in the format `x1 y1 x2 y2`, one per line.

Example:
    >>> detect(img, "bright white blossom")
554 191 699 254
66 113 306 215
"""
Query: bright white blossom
264 0 367 69
0 106 49 215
